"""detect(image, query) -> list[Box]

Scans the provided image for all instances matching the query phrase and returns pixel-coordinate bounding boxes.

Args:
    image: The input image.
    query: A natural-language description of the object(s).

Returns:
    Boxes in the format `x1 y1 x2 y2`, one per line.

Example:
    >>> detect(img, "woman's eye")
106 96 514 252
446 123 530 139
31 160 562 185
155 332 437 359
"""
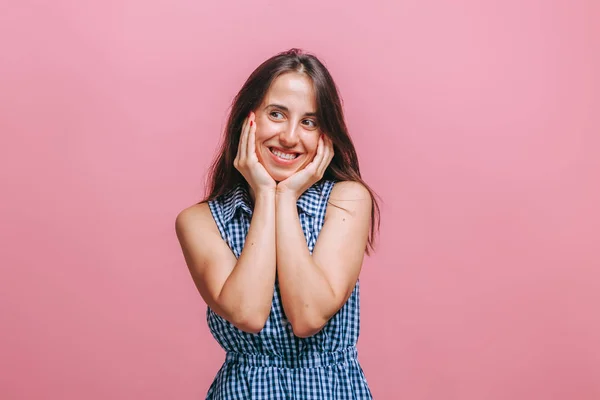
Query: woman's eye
303 119 317 128
270 111 284 119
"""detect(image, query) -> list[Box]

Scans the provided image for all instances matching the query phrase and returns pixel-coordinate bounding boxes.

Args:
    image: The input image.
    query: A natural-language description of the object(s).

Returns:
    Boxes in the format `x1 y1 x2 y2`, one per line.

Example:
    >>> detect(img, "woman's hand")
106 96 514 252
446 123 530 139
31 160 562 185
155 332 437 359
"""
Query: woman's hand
234 112 276 195
276 135 334 200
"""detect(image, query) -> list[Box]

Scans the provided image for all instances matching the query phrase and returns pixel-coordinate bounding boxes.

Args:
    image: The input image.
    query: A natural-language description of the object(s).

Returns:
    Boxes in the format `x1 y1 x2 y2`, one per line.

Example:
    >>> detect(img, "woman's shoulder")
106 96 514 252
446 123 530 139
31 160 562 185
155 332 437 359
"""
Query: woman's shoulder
175 202 212 234
325 180 372 218
328 180 371 201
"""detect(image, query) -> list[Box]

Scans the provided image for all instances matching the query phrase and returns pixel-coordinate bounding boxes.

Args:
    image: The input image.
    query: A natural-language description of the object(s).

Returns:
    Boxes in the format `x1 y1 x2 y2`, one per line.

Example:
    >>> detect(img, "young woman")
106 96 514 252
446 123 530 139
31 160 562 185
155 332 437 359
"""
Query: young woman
176 48 380 399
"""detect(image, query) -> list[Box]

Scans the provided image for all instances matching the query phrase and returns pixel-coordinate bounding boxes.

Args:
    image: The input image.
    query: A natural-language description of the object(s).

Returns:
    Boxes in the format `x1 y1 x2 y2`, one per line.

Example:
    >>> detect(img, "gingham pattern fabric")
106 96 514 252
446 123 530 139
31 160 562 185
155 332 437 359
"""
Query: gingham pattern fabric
205 179 373 399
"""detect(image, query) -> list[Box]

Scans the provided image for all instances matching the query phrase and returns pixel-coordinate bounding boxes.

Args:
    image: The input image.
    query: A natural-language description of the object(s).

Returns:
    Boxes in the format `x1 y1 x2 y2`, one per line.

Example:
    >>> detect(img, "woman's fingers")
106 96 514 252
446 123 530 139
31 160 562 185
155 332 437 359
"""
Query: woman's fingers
315 136 324 161
234 118 247 169
248 116 257 161
238 114 251 163
311 136 326 176
303 137 321 177
317 136 334 176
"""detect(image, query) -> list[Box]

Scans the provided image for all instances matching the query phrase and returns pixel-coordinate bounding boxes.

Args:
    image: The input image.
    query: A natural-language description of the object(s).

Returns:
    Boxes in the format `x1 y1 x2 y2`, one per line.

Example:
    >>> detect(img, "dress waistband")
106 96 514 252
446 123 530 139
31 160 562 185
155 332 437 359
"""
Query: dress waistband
225 346 359 369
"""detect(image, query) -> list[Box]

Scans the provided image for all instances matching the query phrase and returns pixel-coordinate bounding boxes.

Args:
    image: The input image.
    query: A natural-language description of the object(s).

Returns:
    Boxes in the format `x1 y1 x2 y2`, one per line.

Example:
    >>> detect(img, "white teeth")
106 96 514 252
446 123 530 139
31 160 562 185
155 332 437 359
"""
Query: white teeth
270 148 298 160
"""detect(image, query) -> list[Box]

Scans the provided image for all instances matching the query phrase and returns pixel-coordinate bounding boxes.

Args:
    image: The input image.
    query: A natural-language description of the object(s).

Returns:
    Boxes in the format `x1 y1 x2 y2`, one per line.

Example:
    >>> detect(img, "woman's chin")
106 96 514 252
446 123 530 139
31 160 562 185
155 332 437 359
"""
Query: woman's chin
270 173 292 183
266 168 296 183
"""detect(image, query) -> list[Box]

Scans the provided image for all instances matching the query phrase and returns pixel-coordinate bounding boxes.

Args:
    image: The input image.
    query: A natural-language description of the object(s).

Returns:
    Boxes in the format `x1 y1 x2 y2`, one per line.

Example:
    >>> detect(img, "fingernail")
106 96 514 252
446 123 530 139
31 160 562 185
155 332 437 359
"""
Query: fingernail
250 121 253 127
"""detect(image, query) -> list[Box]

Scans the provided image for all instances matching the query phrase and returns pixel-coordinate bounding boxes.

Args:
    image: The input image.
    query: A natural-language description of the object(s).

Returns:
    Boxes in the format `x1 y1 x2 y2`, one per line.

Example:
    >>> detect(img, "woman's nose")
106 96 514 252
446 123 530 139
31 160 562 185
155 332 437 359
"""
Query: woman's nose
279 125 299 147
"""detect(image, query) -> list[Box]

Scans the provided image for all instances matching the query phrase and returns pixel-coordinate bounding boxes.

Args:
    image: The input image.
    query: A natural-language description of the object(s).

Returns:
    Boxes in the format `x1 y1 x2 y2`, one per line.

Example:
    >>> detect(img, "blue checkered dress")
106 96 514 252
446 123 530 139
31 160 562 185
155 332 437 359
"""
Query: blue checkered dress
206 179 373 399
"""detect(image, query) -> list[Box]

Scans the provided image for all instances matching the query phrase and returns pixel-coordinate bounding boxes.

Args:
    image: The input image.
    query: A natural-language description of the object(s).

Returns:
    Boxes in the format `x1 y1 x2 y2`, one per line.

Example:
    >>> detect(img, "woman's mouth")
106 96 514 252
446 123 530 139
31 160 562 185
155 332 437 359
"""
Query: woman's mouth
269 147 300 163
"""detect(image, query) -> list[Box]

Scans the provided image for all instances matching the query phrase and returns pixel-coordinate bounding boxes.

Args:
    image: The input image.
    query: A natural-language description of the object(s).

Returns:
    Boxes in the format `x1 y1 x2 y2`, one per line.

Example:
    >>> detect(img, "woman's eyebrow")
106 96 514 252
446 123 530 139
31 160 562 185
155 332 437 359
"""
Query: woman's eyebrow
265 103 317 117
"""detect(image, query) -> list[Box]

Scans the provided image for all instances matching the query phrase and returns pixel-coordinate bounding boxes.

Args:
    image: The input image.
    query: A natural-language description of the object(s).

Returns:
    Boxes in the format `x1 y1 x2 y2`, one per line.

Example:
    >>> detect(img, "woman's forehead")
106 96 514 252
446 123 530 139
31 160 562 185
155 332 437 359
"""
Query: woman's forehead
262 72 317 111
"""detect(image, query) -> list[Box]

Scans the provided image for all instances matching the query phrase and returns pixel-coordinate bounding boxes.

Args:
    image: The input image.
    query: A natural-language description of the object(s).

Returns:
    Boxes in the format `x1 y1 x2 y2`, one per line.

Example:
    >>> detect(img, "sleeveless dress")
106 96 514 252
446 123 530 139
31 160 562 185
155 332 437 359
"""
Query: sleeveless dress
206 179 373 399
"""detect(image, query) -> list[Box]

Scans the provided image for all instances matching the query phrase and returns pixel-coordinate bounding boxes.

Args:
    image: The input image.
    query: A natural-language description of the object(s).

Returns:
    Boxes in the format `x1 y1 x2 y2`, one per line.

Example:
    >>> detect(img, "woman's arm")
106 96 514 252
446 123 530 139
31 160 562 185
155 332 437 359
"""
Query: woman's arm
176 112 277 334
176 193 276 334
276 181 372 338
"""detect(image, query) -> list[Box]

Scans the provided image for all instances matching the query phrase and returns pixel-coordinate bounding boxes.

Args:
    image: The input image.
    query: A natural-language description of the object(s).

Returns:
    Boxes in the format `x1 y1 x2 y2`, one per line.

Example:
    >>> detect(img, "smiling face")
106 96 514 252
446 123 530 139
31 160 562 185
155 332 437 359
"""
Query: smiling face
253 72 321 182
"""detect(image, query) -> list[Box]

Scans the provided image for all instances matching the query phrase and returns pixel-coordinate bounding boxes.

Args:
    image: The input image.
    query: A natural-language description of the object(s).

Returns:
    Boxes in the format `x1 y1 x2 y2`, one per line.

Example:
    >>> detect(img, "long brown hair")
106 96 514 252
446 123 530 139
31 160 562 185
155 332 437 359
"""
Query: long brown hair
203 48 381 252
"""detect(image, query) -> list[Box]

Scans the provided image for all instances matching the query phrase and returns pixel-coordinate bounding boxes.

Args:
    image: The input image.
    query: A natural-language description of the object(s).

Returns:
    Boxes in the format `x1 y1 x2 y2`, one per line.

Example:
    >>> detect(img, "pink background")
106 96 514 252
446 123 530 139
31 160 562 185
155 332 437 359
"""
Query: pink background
1 0 599 399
